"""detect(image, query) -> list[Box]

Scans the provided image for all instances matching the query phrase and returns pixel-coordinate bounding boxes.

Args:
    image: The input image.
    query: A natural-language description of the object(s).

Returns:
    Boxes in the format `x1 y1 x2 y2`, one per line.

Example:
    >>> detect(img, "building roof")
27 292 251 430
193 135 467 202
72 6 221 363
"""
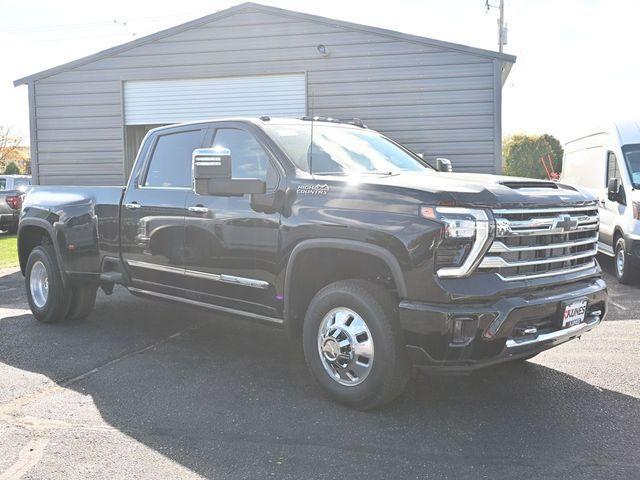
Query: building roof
14 2 516 87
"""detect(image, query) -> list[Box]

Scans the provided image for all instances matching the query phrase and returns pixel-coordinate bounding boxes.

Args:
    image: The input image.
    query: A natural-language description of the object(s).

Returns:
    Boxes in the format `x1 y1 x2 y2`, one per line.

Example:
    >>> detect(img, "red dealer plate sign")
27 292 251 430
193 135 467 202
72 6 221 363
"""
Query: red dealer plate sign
562 299 588 328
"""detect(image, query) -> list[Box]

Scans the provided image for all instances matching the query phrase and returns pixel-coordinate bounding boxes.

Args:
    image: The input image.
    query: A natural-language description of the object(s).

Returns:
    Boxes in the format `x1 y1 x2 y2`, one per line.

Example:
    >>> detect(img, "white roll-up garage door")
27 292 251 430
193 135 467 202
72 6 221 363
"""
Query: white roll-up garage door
123 74 306 125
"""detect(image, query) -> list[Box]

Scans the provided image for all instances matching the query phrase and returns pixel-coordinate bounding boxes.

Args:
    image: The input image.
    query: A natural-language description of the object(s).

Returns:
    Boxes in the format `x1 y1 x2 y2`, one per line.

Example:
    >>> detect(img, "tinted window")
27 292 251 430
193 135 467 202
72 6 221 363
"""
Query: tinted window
606 151 621 187
212 128 272 180
622 143 640 187
0 179 5 190
264 124 430 174
145 129 204 188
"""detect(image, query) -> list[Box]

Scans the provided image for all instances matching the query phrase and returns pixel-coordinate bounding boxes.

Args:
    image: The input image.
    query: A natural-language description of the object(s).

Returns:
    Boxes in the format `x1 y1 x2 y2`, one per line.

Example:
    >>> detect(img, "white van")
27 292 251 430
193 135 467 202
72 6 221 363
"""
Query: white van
561 120 640 283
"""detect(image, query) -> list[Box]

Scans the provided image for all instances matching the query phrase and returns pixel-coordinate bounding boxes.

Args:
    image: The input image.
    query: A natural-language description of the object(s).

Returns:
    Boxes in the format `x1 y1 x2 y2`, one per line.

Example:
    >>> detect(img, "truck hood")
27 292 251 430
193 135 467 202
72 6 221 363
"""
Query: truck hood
346 171 597 209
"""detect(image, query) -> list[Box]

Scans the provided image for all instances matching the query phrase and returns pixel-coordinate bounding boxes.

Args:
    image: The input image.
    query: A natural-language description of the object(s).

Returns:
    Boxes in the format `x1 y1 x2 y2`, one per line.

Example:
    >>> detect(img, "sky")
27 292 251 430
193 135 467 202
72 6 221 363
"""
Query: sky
1 0 639 146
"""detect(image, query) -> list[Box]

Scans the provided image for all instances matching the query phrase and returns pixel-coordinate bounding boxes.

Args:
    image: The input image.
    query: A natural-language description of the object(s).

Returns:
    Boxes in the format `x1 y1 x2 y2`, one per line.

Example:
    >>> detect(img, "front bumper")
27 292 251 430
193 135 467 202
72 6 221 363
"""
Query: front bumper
399 277 607 374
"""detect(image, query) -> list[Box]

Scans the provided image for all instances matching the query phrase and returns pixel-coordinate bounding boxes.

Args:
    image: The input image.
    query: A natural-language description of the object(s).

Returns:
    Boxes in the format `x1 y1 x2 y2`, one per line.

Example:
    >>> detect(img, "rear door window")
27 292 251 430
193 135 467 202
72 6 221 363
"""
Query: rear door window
144 128 206 188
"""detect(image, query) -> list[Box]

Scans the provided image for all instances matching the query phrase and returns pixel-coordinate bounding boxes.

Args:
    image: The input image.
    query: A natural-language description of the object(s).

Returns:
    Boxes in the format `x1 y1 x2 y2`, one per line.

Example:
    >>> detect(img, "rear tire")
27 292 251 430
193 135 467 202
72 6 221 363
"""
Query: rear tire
302 279 410 410
614 237 636 284
25 245 72 323
67 285 98 320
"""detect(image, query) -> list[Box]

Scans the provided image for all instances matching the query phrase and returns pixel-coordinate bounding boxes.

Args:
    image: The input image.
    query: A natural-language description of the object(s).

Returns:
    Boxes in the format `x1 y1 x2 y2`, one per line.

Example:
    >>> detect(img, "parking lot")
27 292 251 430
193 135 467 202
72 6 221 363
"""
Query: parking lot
0 255 638 479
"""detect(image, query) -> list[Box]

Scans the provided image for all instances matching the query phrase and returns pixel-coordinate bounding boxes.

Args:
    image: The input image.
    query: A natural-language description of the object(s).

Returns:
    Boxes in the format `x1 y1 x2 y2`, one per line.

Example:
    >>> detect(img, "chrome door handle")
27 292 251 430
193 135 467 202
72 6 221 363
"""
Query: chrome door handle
188 206 209 214
125 202 141 210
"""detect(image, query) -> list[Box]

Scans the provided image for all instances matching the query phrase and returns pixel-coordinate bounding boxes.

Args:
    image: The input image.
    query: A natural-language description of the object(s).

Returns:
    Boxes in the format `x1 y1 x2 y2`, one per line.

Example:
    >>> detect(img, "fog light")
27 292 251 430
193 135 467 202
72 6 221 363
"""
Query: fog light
451 316 476 345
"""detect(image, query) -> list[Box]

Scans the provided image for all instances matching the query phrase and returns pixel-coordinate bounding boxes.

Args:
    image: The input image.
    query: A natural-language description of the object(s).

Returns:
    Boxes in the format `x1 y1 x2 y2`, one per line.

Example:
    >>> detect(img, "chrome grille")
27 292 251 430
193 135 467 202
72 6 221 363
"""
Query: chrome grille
479 205 599 281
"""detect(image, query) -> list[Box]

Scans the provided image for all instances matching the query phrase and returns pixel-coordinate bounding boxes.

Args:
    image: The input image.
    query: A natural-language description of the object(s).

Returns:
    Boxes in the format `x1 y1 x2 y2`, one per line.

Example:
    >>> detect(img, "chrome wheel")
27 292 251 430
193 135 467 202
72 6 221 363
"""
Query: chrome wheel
317 307 374 386
616 246 625 277
30 260 49 309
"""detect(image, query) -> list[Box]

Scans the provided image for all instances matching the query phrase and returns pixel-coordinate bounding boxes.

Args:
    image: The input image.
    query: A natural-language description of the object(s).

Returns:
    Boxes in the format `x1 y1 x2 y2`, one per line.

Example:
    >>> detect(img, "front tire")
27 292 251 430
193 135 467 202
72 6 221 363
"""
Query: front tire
25 245 72 323
302 280 410 410
614 237 636 284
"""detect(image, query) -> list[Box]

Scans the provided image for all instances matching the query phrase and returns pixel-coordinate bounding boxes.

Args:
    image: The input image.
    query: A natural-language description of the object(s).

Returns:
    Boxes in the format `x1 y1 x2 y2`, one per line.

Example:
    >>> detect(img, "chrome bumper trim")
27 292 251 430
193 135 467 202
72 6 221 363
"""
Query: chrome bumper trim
505 316 601 348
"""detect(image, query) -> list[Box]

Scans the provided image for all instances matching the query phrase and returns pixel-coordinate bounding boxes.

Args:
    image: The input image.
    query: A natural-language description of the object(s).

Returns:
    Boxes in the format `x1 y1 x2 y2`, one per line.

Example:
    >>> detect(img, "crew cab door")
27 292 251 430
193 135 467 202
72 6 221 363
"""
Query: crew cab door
182 123 282 317
121 125 207 289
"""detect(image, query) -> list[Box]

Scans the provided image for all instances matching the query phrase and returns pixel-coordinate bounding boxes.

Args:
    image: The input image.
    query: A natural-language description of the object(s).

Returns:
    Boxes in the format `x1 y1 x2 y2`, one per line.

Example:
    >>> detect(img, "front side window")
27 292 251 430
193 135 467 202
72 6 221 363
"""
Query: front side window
264 124 430 174
144 129 205 188
622 143 640 188
606 151 621 187
212 128 273 180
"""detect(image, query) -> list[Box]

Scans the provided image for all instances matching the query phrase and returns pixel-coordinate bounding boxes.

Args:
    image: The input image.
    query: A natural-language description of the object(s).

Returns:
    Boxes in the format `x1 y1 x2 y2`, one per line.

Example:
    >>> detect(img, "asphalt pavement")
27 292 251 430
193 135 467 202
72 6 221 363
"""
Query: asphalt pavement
0 254 638 479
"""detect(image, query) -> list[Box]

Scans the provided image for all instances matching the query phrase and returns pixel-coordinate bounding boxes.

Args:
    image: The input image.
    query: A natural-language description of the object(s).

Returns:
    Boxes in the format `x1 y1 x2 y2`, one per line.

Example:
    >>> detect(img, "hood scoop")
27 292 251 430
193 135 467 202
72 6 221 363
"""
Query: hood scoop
499 180 559 190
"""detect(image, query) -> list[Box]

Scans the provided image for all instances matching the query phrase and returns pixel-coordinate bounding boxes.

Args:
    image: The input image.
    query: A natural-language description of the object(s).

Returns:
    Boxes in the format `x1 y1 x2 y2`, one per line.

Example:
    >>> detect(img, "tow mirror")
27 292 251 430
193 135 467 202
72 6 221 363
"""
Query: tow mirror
607 177 625 204
436 157 453 172
193 148 266 197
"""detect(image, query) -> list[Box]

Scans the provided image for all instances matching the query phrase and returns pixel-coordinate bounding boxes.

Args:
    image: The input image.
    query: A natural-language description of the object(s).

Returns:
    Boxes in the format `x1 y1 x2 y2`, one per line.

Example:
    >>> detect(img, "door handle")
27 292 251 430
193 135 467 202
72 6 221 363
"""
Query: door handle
188 205 209 214
125 202 141 210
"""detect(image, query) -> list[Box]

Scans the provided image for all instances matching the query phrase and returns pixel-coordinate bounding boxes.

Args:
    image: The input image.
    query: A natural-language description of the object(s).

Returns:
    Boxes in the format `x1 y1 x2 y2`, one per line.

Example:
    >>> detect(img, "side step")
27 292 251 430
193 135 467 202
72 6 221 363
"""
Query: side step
99 272 124 295
597 241 615 257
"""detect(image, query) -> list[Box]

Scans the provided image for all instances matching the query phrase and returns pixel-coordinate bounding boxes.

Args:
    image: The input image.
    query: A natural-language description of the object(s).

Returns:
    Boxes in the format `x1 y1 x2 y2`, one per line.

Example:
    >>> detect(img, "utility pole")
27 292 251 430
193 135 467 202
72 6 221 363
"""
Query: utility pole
498 0 505 52
486 0 507 53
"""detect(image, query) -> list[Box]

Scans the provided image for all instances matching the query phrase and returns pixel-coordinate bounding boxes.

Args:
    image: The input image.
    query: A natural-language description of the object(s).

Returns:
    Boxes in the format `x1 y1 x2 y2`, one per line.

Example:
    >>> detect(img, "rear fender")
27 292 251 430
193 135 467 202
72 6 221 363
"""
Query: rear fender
17 218 69 288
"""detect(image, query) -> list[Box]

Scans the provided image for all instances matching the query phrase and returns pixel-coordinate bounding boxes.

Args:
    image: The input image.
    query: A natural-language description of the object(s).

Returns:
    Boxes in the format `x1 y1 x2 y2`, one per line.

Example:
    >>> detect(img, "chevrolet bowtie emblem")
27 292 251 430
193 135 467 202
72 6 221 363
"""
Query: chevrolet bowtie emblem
553 215 578 232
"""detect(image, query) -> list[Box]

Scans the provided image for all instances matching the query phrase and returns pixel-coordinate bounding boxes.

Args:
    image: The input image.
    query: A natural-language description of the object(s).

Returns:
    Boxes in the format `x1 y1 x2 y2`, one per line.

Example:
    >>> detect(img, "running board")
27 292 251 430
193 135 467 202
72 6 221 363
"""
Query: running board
597 241 615 257
100 272 124 284
127 287 284 325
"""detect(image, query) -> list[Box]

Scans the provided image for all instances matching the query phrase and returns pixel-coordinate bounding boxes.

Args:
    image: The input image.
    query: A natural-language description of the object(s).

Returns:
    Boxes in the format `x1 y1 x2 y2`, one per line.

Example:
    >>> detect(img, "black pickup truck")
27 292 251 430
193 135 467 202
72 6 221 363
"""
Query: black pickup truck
17 117 607 408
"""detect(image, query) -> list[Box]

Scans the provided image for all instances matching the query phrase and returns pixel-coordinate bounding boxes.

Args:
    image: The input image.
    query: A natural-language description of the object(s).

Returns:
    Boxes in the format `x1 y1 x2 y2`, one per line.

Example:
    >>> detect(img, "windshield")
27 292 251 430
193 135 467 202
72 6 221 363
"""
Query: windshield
264 124 430 174
622 144 640 188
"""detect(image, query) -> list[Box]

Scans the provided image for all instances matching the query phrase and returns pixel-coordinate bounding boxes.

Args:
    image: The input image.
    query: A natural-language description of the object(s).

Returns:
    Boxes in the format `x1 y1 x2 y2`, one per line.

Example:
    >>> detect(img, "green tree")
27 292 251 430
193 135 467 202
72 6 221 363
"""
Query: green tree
503 134 563 179
540 133 564 174
3 162 20 175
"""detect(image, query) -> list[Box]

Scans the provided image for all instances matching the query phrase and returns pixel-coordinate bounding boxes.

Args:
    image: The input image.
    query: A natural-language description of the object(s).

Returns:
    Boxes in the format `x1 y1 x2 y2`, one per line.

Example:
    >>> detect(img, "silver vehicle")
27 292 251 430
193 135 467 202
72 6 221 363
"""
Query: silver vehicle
561 120 640 283
0 174 31 233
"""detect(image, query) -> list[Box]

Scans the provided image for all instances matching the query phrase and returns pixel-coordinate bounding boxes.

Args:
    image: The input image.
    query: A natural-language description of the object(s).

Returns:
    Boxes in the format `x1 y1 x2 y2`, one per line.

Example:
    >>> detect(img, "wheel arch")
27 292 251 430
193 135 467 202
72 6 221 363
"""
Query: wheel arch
283 239 408 336
17 219 67 287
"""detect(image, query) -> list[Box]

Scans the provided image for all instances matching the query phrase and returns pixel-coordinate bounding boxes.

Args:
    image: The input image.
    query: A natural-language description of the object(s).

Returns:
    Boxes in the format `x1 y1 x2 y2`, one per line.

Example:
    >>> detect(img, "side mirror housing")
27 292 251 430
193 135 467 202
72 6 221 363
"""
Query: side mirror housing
193 148 266 196
436 157 452 172
607 177 625 203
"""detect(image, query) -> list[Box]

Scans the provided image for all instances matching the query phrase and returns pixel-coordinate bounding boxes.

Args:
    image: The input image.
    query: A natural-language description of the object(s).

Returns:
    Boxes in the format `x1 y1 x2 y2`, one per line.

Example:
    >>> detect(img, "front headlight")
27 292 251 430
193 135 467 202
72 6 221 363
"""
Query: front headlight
420 206 494 278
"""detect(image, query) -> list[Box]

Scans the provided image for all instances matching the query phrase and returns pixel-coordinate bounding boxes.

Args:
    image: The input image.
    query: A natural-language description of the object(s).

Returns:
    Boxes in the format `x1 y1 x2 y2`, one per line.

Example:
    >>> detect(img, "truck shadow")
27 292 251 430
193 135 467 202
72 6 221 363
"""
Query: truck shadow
0 281 639 478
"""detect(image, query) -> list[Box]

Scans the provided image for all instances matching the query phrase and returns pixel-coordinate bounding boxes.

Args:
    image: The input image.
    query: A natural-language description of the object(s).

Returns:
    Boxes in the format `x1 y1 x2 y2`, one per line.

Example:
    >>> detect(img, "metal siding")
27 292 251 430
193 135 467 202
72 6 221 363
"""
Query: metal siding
123 74 306 125
31 9 501 184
